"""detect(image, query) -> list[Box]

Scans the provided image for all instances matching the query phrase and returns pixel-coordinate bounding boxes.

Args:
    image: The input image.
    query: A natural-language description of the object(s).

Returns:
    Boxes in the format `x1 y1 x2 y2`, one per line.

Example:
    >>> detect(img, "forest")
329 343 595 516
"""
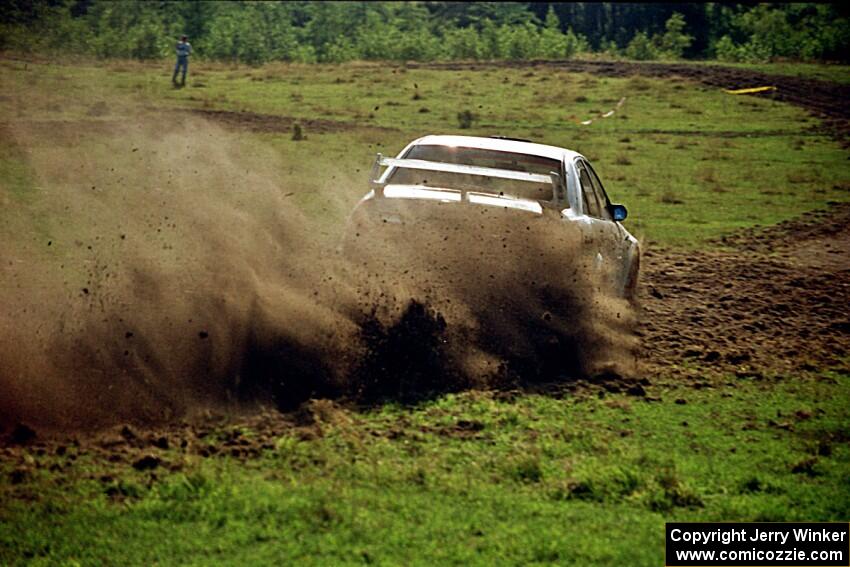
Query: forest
2 1 848 65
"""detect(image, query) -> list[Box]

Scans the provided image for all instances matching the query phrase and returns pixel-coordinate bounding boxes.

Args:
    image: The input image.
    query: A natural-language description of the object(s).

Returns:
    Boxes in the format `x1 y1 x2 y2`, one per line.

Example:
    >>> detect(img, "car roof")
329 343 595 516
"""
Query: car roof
409 135 583 162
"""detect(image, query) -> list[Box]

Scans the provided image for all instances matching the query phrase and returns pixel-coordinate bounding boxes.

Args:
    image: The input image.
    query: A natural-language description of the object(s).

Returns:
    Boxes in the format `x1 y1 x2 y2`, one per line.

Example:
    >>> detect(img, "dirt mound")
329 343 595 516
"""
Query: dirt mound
717 201 850 254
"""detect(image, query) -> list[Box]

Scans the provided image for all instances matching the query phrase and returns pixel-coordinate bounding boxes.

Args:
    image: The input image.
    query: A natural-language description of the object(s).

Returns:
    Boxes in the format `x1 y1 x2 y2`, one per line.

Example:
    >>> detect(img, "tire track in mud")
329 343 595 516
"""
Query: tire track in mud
638 203 850 384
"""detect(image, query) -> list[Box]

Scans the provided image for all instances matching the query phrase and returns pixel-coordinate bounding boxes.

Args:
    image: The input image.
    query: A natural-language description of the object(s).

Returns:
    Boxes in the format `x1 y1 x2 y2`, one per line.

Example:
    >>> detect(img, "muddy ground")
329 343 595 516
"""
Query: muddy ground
1 61 848 458
639 201 850 384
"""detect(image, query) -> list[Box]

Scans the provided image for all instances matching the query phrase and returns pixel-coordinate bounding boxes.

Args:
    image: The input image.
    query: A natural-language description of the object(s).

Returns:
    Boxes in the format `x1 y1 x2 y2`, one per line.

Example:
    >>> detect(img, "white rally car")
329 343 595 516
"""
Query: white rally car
345 134 640 302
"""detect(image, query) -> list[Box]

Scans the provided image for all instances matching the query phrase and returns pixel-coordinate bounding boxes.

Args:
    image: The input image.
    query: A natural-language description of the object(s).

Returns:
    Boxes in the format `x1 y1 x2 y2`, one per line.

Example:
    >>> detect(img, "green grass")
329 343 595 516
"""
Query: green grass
2 374 848 565
0 144 38 203
1 56 849 565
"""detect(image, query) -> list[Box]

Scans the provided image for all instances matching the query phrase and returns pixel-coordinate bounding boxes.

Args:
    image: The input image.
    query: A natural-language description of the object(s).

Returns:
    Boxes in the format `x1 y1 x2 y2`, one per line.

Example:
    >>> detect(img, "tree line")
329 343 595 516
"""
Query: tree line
2 1 848 64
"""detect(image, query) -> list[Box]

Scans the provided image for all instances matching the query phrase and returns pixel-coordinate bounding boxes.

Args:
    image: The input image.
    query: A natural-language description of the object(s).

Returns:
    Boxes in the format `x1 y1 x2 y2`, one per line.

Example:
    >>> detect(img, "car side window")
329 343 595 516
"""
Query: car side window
585 162 612 220
576 161 602 218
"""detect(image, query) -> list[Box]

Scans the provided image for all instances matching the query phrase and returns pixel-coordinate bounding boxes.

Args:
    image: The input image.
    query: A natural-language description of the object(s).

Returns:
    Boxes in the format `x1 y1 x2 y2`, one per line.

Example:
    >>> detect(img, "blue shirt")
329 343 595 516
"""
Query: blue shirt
176 42 192 58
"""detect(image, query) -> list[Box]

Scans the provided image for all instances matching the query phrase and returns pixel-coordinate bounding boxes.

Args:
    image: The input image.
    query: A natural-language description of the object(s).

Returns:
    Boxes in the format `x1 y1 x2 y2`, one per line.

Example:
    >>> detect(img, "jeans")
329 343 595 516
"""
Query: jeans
173 56 188 84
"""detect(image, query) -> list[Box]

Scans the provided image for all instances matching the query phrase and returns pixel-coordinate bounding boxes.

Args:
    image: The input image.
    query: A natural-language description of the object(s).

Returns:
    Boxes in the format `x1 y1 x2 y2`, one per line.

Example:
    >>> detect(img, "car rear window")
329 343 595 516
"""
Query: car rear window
384 144 560 202
403 145 561 175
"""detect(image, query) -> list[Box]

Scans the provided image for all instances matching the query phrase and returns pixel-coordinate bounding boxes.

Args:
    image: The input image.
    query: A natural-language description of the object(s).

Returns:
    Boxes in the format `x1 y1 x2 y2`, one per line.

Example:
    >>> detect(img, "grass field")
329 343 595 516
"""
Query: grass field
2 374 849 565
1 56 849 566
2 56 847 246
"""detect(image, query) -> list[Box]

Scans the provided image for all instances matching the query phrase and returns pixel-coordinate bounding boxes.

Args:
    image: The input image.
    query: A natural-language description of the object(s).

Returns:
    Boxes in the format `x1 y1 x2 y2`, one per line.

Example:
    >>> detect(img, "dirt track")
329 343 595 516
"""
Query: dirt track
639 203 850 384
190 108 400 135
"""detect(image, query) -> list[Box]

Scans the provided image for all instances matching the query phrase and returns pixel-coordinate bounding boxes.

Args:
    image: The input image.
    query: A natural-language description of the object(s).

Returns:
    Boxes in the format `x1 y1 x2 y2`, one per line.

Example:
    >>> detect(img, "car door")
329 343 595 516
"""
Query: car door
574 158 627 291
560 157 599 274
585 161 633 257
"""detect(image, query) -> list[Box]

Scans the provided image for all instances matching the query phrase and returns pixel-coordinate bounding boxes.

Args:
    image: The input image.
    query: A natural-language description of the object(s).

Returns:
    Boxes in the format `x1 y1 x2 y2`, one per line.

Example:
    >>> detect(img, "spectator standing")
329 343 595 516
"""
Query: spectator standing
172 35 192 87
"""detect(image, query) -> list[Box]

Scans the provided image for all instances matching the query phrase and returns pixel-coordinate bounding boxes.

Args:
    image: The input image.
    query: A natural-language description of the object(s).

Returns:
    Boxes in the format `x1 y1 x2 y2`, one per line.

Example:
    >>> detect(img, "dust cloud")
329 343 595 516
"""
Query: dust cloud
343 197 638 400
0 107 636 430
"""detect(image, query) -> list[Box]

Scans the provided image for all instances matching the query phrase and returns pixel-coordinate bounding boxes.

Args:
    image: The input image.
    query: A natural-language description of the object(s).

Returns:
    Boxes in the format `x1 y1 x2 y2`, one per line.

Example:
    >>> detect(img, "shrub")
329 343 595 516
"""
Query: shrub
290 44 318 64
395 28 443 61
601 39 620 57
442 26 484 60
564 28 589 58
713 35 740 62
539 7 566 59
658 12 692 58
497 22 542 60
323 37 359 63
625 31 658 61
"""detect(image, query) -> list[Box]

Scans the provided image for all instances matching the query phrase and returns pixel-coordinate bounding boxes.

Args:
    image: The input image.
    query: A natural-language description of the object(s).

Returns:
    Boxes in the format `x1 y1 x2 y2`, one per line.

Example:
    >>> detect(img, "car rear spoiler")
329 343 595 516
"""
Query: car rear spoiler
369 154 562 200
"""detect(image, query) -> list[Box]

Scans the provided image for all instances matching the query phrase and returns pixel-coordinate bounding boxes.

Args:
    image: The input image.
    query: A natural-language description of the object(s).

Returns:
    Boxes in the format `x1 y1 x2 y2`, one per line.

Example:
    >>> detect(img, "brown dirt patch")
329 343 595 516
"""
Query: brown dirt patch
2 105 400 144
638 202 850 384
189 108 399 135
